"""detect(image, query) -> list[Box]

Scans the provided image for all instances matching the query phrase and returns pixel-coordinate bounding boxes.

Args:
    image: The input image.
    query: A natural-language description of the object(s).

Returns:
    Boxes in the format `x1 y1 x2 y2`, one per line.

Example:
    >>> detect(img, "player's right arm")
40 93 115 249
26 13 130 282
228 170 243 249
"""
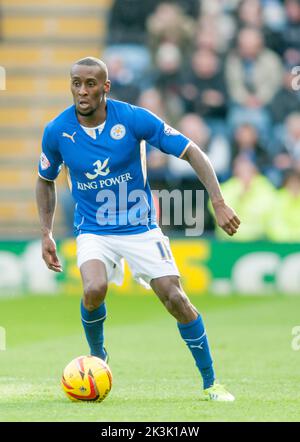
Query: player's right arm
36 123 63 272
36 177 62 272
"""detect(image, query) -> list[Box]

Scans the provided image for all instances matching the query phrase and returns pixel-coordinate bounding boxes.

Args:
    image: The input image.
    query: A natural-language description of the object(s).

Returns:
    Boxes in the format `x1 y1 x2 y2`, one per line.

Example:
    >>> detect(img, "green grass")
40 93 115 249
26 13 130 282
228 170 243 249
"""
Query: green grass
0 292 300 422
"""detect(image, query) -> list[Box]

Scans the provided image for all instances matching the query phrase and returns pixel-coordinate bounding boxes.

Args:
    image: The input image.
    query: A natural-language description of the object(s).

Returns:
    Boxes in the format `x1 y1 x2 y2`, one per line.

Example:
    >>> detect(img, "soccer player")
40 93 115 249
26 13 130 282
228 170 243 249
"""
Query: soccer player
36 57 240 401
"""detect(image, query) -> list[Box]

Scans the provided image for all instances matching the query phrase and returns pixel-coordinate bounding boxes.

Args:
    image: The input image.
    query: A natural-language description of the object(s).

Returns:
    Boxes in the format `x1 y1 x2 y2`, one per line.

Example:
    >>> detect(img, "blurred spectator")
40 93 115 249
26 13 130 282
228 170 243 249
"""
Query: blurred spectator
105 54 141 104
262 0 287 54
194 17 221 53
263 0 286 33
281 0 300 64
236 0 285 55
267 170 300 241
171 0 200 18
201 0 241 15
146 145 170 188
226 27 283 139
180 48 228 134
194 13 235 54
103 0 300 239
168 114 231 182
146 2 195 115
231 124 272 176
210 156 275 241
138 88 171 187
107 0 159 45
103 45 151 92
105 0 157 93
151 42 185 122
237 0 263 29
273 112 300 184
137 87 168 120
168 114 226 233
147 2 196 56
269 68 300 126
236 0 285 53
153 42 183 92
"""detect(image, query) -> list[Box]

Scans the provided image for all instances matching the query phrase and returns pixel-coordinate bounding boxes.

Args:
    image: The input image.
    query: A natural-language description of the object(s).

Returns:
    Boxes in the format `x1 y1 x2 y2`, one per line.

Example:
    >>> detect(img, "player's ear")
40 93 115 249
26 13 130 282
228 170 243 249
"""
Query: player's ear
104 80 111 94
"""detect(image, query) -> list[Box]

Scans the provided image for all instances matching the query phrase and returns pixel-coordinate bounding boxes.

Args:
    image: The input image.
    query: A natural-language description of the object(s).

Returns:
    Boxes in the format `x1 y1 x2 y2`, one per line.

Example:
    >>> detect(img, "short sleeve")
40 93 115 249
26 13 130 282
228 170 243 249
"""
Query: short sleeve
38 123 63 181
133 106 191 158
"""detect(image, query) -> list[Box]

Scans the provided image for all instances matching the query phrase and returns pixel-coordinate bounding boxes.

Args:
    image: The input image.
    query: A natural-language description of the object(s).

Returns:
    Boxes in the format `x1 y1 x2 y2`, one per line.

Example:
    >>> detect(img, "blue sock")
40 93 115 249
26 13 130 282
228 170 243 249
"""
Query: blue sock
80 300 107 360
177 314 215 389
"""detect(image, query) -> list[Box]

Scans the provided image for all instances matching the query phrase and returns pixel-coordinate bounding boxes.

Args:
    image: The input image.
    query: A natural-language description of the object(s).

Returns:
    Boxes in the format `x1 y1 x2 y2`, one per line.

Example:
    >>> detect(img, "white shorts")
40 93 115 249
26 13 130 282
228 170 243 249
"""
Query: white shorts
76 228 180 289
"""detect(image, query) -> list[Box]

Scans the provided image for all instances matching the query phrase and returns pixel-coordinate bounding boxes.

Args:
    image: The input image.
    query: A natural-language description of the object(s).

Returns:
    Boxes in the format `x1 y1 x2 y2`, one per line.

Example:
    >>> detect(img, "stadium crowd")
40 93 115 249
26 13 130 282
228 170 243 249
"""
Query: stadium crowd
103 0 300 241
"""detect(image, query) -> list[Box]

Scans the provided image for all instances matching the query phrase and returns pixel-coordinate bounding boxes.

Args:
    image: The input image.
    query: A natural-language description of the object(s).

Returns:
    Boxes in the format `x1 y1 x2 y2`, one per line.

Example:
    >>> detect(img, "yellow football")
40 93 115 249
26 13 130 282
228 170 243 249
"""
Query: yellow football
61 355 112 402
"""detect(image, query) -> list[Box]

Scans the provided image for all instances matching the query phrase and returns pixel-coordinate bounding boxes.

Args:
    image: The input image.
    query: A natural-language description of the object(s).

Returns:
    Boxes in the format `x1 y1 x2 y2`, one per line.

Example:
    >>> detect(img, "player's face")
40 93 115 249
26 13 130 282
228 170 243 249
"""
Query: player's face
70 65 111 116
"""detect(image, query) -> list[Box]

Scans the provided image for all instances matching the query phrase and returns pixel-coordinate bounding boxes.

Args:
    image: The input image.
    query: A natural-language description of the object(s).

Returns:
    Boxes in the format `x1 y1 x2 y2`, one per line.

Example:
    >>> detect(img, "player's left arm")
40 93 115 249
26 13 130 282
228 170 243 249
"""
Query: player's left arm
182 142 241 236
132 106 240 236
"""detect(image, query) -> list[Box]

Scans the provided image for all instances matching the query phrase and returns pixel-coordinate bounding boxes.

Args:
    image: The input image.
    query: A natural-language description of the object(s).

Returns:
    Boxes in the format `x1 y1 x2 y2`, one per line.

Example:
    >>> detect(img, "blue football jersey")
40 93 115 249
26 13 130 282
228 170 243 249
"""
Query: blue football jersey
38 98 191 236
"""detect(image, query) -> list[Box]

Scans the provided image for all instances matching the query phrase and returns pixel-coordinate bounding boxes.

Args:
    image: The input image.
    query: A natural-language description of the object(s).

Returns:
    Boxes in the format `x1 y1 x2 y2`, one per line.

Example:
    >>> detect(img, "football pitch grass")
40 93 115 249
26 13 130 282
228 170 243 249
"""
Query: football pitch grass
0 292 300 422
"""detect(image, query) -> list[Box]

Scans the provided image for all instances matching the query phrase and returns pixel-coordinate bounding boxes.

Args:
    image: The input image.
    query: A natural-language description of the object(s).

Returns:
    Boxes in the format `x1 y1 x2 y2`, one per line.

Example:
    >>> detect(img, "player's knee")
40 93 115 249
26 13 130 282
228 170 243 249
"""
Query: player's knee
83 279 107 311
163 285 188 313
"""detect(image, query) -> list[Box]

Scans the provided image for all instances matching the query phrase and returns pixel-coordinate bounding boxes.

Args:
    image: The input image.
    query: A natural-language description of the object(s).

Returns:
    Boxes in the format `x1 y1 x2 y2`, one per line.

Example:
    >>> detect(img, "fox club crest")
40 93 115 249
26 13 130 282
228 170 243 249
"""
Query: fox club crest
110 124 126 140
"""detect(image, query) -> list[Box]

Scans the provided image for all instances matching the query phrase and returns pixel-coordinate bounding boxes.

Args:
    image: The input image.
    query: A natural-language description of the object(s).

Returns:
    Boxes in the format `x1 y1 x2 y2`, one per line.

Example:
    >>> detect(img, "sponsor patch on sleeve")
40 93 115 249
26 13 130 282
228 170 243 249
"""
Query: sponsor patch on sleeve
163 124 180 136
40 152 51 170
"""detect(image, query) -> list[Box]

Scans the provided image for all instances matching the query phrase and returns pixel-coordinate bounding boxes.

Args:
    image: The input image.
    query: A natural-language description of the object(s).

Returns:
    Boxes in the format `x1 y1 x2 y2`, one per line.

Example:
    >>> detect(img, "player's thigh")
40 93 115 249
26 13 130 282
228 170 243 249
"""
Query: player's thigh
77 233 124 289
120 228 180 287
80 259 108 296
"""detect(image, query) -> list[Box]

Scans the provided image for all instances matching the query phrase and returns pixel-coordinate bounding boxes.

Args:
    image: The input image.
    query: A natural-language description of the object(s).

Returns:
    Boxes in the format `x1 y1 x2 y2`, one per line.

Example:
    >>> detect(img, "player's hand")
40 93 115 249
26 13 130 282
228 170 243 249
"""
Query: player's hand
212 200 241 237
42 234 63 272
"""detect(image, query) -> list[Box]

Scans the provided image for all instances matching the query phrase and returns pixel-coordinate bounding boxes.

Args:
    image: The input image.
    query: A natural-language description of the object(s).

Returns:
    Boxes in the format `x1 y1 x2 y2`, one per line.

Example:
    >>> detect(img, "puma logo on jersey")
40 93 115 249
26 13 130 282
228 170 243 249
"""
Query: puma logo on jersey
85 159 110 179
62 131 76 143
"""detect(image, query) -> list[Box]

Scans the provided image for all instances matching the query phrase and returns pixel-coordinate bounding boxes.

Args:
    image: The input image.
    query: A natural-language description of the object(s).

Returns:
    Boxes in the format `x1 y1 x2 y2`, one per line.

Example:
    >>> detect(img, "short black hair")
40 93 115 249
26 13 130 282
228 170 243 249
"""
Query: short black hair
71 57 108 80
